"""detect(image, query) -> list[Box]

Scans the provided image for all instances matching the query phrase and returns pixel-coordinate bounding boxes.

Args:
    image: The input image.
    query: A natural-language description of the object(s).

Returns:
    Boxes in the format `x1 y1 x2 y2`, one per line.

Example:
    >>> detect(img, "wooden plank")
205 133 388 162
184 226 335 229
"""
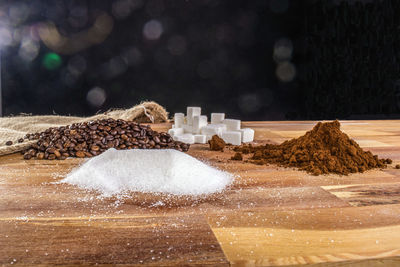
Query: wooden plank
208 205 400 266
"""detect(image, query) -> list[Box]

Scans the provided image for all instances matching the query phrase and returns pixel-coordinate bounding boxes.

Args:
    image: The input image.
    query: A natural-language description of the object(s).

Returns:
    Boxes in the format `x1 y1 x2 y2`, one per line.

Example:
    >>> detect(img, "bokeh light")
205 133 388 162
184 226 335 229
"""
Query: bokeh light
18 38 39 62
42 52 62 70
68 55 87 77
143 19 163 41
273 38 293 62
276 61 296 82
112 0 132 20
86 87 106 107
0 27 12 47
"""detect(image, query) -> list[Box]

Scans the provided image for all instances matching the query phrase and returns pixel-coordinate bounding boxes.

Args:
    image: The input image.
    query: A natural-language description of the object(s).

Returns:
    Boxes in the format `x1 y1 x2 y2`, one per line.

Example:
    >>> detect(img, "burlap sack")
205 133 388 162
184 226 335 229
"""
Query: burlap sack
0 101 169 156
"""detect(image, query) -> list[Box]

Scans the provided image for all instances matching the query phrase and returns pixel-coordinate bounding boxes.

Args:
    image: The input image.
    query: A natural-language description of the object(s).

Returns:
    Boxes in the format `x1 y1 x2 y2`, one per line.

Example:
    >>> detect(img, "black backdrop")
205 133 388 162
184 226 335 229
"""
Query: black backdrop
1 0 400 120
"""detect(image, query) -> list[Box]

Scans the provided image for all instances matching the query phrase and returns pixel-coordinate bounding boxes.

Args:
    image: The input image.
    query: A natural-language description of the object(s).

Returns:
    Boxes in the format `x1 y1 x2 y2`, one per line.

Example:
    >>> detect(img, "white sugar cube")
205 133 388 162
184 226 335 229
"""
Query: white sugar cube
168 128 184 137
174 113 184 128
175 134 195 144
211 113 225 124
183 124 193 133
193 115 208 134
221 131 242 146
201 124 227 137
194 134 207 144
239 128 254 143
223 119 241 131
187 107 201 125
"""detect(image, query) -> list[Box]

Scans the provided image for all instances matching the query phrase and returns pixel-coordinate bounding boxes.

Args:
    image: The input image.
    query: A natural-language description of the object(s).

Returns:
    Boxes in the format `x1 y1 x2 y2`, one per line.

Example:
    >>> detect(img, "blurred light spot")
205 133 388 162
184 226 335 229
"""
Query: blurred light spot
68 55 87 77
18 38 39 62
0 27 13 46
167 35 187 56
121 47 143 66
61 68 77 87
270 0 289 14
42 52 62 70
197 60 215 79
238 93 262 113
9 3 30 25
273 38 293 62
143 19 163 41
101 56 128 80
87 87 106 107
112 0 132 19
276 61 296 82
145 0 165 17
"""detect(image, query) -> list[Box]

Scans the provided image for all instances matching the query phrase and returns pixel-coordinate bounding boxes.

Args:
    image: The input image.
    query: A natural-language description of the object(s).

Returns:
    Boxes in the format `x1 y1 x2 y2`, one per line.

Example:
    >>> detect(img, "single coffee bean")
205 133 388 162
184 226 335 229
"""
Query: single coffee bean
37 152 45 160
48 154 56 160
5 141 12 146
23 153 32 160
18 138 24 143
54 149 61 158
76 151 85 158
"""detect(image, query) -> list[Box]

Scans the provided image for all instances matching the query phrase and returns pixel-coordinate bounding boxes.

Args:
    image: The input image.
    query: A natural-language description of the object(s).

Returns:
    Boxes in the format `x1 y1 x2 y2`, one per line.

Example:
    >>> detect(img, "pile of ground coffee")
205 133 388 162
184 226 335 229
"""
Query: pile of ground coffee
234 120 392 175
208 135 226 151
21 118 189 160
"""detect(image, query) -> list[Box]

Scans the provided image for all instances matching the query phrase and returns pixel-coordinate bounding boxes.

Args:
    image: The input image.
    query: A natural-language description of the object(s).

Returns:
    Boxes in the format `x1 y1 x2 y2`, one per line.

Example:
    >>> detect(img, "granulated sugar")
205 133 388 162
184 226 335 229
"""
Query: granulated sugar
61 148 233 196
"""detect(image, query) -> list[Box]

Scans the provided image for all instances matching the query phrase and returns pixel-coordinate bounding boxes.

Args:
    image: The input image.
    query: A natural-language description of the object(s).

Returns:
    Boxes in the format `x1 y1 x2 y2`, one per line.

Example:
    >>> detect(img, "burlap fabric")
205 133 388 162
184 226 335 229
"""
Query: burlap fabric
0 101 169 156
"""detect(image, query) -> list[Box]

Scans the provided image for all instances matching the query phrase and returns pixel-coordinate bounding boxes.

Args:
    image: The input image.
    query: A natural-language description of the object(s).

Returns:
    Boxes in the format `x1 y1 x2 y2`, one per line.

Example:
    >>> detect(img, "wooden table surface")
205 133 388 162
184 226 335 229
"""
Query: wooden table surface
1 120 400 266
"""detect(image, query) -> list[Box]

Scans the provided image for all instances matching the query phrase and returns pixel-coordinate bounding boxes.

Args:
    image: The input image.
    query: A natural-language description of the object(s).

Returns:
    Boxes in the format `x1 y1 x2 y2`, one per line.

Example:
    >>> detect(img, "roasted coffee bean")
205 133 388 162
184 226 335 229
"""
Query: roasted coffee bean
36 152 45 160
22 118 190 160
18 138 24 143
5 141 13 146
76 151 85 158
54 149 61 158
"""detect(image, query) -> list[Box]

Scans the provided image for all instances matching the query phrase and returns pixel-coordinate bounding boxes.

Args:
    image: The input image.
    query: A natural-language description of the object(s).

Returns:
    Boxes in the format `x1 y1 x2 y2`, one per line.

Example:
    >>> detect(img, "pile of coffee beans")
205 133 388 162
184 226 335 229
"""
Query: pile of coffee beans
21 118 190 160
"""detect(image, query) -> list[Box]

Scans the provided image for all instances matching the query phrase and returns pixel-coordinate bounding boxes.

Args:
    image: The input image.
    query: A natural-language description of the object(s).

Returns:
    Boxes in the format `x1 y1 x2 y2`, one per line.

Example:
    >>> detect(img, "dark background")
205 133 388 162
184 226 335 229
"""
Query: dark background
1 0 400 120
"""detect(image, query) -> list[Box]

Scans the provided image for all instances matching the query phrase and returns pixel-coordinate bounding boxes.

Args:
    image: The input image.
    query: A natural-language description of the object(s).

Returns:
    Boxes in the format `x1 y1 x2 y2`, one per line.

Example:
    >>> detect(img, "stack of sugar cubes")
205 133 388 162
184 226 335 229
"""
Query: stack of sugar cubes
168 107 254 145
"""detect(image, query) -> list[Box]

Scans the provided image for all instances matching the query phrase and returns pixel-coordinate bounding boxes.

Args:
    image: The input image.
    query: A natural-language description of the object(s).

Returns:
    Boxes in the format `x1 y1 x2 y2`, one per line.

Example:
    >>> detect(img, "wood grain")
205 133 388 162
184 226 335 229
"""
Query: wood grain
1 120 400 266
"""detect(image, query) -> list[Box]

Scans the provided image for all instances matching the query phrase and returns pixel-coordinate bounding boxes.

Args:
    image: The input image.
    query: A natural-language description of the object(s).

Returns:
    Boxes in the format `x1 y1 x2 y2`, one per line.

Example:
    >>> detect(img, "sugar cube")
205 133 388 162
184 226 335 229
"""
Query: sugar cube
239 128 255 143
201 124 227 137
187 107 201 125
193 115 208 134
168 128 184 137
174 113 184 128
183 124 193 133
211 113 225 124
175 134 195 144
194 134 207 144
221 131 242 146
223 119 241 131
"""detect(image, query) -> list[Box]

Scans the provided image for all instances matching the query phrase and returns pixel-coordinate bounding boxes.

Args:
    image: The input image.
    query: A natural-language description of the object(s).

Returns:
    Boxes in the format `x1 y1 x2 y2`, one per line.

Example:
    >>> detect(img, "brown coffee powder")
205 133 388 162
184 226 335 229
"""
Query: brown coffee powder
234 120 392 175
208 135 226 151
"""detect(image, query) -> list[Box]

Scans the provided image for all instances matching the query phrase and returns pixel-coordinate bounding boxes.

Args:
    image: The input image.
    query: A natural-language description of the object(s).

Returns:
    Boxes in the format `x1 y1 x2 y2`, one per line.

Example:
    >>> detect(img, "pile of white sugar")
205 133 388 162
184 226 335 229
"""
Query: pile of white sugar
61 148 233 196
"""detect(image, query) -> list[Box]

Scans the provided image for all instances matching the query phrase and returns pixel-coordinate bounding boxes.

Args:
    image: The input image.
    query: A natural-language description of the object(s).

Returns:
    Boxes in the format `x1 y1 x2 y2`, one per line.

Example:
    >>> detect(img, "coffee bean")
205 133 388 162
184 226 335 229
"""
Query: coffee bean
76 151 85 158
54 149 61 158
22 118 190 160
5 141 12 146
18 138 24 143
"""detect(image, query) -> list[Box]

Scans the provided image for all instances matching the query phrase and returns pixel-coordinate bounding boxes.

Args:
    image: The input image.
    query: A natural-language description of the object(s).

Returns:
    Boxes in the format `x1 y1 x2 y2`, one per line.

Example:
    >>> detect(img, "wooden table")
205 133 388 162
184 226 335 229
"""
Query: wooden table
1 121 400 266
